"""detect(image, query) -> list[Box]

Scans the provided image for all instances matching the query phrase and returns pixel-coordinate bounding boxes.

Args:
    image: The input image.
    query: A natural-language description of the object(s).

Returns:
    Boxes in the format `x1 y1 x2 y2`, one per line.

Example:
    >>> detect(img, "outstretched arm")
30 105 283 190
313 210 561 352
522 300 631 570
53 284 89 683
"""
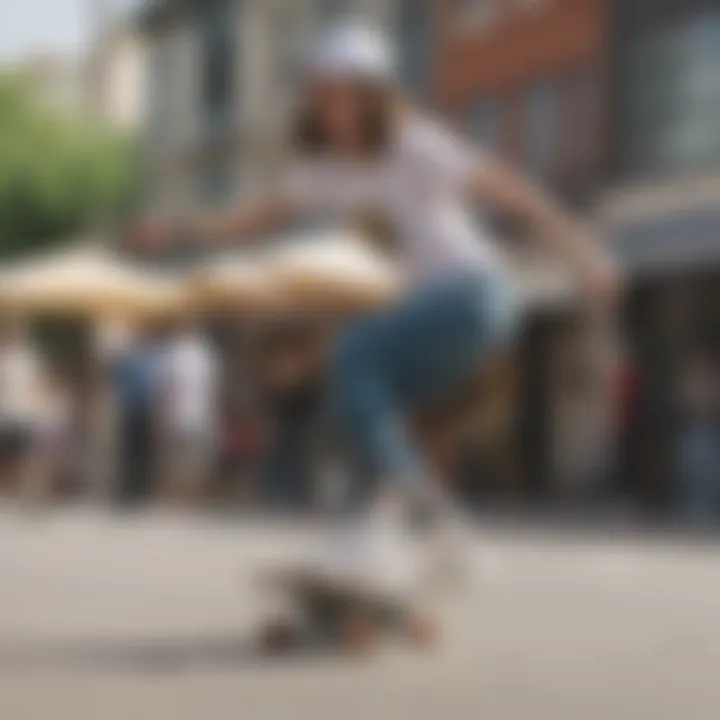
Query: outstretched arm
468 157 620 304
186 196 297 242
132 195 299 251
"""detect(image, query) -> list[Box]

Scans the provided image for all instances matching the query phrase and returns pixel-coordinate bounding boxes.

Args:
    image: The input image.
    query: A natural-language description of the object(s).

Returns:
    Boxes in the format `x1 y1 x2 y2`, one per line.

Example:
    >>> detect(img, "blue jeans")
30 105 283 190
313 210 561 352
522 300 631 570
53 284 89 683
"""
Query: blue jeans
331 271 520 485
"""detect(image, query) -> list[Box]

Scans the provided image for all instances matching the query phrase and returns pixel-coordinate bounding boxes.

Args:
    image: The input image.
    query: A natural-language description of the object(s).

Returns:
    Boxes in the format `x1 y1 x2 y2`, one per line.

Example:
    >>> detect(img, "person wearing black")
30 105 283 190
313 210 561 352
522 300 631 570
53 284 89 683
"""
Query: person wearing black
261 322 326 509
113 326 164 505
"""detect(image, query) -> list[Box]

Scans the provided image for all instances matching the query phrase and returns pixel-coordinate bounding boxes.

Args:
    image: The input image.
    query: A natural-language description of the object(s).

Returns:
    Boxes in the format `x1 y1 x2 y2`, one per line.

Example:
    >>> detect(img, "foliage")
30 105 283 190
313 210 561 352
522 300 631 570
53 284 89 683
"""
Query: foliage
0 73 139 258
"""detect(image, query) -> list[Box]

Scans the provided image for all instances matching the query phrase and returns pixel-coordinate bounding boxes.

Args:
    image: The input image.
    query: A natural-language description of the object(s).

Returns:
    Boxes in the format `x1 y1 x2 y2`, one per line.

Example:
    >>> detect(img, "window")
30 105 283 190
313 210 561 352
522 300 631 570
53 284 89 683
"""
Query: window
147 33 175 143
468 98 503 150
398 0 432 98
454 0 500 31
622 8 720 177
556 71 603 204
453 0 543 33
198 0 237 136
525 80 561 182
563 72 600 165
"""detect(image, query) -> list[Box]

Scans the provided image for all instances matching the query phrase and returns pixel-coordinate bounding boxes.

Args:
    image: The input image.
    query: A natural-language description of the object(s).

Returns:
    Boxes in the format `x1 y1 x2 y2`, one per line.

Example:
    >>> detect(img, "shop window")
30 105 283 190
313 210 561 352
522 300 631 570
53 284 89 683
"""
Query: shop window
622 8 720 178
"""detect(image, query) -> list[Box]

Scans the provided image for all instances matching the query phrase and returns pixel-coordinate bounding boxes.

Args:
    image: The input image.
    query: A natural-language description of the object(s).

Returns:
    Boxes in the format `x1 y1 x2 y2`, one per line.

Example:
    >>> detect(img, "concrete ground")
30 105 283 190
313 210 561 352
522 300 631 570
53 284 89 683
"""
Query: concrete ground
1 506 719 720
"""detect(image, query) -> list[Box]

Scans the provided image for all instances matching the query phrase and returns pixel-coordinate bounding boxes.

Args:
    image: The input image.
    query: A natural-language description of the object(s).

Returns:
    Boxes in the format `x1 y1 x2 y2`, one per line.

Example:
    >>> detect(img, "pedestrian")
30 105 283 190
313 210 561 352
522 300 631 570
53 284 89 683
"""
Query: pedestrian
217 395 267 504
158 318 219 504
675 347 720 526
0 316 45 500
21 369 73 504
113 321 165 506
260 321 325 509
136 22 618 590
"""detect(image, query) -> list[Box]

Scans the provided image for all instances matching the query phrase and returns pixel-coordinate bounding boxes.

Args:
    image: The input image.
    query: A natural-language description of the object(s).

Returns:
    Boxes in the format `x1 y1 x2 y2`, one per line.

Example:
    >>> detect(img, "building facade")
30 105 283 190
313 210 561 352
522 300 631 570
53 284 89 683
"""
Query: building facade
602 0 720 509
435 0 720 509
138 0 416 214
434 0 616 501
96 24 146 130
436 0 610 207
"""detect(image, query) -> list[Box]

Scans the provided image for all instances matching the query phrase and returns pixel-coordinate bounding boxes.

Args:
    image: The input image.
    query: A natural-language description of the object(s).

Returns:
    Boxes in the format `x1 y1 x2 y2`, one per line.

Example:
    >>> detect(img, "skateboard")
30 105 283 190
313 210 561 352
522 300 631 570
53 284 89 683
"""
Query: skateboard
256 566 439 655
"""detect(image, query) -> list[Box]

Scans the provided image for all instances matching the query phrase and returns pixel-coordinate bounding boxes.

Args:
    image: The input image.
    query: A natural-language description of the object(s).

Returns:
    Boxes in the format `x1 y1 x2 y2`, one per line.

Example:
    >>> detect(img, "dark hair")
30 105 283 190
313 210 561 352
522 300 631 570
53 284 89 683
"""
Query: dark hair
292 81 398 158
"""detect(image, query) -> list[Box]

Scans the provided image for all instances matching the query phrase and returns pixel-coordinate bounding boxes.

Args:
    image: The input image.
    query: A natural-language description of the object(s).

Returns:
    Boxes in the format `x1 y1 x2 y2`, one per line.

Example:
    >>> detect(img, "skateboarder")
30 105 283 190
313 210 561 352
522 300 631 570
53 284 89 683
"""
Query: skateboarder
137 22 618 598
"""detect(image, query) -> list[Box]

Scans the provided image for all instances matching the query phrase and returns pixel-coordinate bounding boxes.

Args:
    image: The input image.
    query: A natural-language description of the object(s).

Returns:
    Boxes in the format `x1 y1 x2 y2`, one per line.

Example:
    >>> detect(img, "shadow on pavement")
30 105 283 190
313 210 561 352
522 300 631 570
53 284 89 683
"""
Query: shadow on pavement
0 634 340 675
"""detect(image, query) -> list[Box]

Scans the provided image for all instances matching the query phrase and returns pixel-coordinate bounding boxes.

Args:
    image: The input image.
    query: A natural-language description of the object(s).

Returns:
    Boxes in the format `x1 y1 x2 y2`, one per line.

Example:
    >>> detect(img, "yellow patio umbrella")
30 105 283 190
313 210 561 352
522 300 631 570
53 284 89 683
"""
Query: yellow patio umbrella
0 244 187 320
266 229 400 312
187 253 285 314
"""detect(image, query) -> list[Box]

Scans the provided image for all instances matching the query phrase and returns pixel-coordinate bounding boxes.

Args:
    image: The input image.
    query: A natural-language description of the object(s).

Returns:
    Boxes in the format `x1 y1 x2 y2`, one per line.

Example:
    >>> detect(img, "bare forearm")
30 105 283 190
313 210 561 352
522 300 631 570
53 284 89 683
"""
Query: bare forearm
134 196 297 252
473 160 605 268
472 158 620 304
189 197 296 244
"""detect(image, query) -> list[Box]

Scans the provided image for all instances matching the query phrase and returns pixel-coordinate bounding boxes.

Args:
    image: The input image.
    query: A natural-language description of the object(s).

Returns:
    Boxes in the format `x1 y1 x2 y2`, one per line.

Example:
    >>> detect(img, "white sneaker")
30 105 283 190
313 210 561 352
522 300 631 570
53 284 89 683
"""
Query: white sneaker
317 493 421 600
420 501 478 594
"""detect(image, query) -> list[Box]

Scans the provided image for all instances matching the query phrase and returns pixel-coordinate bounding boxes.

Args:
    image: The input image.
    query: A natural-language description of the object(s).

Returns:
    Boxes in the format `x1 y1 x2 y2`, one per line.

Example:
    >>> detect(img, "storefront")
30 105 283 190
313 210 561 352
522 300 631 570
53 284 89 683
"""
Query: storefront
445 259 617 509
609 204 720 513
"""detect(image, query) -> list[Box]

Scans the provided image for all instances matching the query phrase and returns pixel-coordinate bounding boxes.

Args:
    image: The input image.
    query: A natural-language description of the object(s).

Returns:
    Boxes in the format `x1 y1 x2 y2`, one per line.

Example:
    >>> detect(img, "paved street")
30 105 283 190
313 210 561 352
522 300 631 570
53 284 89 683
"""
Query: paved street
1 507 720 720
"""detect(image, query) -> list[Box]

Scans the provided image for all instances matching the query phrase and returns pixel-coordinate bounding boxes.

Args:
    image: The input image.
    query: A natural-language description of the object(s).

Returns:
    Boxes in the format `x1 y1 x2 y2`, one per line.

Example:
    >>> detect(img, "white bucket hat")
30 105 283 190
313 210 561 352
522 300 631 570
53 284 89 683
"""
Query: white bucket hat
306 22 397 84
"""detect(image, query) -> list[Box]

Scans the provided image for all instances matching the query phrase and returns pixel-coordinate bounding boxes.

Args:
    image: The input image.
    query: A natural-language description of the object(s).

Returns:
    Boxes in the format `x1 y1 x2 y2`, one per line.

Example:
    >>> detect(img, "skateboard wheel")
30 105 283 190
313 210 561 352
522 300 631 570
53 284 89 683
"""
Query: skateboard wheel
259 618 299 653
339 613 380 656
405 611 440 650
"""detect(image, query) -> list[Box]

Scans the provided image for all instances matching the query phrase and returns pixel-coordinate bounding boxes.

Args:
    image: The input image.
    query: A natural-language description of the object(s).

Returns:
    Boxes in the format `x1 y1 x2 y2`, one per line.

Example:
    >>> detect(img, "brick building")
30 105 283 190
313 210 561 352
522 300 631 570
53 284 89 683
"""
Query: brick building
137 0 422 215
436 0 610 207
430 1 616 501
432 0 720 511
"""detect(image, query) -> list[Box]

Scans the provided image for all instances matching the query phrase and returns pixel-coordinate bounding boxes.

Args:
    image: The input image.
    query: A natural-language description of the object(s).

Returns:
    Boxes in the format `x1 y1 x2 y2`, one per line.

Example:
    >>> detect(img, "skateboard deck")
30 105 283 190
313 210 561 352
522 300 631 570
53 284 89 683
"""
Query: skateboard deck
256 564 439 654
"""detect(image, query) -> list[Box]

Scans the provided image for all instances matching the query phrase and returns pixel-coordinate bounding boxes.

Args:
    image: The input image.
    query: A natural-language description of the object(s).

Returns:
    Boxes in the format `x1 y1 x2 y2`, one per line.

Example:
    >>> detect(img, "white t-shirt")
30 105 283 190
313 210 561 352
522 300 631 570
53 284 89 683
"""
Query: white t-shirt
161 334 218 436
285 117 507 287
0 344 43 427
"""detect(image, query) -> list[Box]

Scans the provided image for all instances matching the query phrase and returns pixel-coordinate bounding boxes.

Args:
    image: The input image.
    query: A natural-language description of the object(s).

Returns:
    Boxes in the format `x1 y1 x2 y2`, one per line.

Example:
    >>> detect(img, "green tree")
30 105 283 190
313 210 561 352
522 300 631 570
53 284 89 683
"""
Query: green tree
0 72 139 258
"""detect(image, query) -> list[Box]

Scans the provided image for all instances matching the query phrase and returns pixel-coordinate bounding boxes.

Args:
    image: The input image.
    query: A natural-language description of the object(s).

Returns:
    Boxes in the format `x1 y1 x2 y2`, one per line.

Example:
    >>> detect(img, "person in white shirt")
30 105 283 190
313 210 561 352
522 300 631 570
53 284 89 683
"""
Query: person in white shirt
0 317 45 496
137 23 619 590
159 322 219 502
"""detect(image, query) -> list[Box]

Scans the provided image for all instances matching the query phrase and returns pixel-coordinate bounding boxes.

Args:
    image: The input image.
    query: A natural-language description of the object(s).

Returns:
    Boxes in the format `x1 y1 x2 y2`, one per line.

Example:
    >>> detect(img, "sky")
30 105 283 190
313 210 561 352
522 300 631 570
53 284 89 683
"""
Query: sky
0 0 138 63
0 0 86 61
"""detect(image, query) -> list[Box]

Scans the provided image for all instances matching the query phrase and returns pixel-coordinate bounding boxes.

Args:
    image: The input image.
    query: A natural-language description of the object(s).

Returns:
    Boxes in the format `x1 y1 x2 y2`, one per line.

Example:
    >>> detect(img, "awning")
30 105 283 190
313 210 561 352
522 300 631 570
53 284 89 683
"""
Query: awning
188 253 282 313
265 229 400 312
608 205 720 275
0 244 186 319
